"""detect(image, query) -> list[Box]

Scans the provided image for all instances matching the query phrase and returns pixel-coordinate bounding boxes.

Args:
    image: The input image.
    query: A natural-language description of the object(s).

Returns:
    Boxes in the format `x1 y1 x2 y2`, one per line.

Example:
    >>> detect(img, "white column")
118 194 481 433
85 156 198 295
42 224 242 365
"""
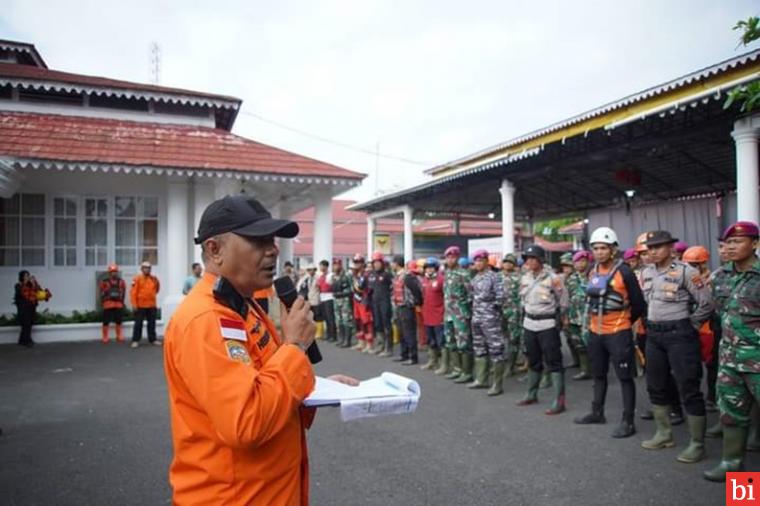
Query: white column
163 176 190 325
403 205 413 262
732 116 760 222
192 178 216 264
500 178 516 255
313 191 333 264
274 203 294 271
367 216 375 257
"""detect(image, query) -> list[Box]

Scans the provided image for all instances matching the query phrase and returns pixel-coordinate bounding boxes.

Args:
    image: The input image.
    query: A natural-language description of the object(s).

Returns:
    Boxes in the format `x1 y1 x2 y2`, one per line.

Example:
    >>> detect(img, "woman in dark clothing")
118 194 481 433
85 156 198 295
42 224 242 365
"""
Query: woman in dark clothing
14 270 43 347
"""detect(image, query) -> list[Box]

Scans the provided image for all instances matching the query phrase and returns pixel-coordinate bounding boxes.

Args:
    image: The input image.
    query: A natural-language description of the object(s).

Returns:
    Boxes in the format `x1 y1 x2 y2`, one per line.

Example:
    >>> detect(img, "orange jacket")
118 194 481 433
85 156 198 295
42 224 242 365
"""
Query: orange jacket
253 286 274 300
130 274 160 309
164 273 316 506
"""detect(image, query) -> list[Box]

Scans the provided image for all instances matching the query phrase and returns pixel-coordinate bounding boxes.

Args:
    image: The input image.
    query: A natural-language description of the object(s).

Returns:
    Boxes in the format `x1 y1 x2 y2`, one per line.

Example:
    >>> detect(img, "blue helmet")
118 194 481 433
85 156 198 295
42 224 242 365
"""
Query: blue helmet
458 257 471 268
425 256 439 268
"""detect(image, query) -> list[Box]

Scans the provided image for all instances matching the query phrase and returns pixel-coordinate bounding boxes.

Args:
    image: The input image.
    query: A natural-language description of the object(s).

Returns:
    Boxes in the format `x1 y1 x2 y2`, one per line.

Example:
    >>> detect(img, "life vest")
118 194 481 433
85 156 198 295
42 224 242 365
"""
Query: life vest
586 261 627 314
103 279 124 301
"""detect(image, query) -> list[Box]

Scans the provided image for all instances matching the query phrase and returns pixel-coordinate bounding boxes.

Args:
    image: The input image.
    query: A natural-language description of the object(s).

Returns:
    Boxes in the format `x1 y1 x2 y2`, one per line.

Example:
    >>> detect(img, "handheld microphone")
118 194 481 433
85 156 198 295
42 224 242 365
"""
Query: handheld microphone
274 275 322 364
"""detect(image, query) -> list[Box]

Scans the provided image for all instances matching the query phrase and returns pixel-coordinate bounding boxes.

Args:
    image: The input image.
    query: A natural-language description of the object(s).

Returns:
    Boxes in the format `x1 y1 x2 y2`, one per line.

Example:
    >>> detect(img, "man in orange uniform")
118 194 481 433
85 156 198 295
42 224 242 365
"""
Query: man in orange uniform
130 261 161 348
164 194 356 505
574 227 646 438
100 264 126 343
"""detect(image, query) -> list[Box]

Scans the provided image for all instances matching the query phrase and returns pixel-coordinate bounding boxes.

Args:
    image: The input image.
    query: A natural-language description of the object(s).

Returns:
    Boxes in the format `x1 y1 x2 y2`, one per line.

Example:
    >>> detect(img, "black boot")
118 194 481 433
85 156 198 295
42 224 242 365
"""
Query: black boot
341 325 353 348
574 402 606 424
611 412 636 438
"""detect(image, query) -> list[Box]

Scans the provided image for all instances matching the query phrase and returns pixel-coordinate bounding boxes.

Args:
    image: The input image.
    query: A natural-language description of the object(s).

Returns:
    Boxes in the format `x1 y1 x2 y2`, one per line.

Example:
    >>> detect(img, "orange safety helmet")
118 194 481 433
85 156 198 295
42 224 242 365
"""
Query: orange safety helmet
635 232 649 253
683 246 710 264
487 254 499 268
416 258 426 270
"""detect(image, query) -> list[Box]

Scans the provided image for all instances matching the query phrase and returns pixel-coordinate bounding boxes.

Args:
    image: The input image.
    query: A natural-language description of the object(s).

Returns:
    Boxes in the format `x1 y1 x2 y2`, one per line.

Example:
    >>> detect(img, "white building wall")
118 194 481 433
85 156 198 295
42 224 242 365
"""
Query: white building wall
0 169 172 316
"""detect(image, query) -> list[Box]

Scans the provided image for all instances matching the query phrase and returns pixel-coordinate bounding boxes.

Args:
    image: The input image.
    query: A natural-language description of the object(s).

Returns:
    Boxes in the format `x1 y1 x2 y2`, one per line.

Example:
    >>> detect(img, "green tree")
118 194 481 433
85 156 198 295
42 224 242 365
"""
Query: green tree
724 16 760 113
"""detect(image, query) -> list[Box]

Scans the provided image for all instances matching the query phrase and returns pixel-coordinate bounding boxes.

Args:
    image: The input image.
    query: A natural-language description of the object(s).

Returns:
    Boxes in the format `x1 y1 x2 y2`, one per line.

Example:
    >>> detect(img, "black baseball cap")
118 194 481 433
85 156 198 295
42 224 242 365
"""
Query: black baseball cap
194 195 299 244
643 230 678 247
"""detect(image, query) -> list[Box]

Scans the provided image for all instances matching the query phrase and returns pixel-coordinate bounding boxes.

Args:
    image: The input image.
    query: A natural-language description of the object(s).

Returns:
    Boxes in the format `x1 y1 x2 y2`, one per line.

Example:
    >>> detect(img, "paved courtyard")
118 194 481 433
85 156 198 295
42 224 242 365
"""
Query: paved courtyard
0 340 750 505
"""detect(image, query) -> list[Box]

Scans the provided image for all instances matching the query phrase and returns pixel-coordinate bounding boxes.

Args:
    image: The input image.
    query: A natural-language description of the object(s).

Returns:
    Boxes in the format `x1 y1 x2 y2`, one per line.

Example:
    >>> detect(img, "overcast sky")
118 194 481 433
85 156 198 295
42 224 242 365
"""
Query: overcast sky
2 1 759 203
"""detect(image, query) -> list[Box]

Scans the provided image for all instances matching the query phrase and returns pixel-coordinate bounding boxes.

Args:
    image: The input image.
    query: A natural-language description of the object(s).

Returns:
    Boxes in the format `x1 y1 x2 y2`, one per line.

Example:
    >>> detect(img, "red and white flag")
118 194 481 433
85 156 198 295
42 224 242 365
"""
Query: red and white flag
219 318 247 341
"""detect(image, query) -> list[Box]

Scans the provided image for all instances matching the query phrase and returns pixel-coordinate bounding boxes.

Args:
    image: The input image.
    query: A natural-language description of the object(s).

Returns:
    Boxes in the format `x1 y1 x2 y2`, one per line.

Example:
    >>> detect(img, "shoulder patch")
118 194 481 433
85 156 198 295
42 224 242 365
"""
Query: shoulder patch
691 275 705 290
225 340 251 365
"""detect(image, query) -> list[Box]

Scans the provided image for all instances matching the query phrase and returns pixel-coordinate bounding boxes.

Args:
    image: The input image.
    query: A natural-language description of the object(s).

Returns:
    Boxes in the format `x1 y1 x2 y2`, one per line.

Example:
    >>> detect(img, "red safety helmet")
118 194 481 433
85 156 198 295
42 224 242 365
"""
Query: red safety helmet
371 252 385 262
406 260 419 273
107 263 119 273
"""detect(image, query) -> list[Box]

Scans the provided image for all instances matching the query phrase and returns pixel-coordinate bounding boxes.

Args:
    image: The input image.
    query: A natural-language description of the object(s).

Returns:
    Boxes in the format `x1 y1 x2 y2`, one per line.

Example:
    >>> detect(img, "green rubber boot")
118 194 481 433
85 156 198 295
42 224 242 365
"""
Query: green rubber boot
454 352 474 384
677 415 706 463
435 347 451 375
503 349 518 378
445 351 462 380
572 351 592 381
545 371 566 415
704 426 748 482
539 370 552 389
706 421 723 439
517 370 541 405
467 357 490 389
487 360 506 396
641 405 675 450
421 348 440 371
747 404 760 451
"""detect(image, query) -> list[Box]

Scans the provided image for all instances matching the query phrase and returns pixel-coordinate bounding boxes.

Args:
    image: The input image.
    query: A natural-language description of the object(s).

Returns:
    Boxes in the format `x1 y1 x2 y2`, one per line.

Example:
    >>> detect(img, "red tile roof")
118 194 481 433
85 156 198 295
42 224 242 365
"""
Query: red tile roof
0 62 239 104
292 200 507 256
0 112 365 179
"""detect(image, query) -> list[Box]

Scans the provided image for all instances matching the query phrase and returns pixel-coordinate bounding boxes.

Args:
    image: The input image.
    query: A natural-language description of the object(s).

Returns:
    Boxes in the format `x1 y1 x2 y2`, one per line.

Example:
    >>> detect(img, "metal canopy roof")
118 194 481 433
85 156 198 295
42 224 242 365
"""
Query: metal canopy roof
353 64 752 220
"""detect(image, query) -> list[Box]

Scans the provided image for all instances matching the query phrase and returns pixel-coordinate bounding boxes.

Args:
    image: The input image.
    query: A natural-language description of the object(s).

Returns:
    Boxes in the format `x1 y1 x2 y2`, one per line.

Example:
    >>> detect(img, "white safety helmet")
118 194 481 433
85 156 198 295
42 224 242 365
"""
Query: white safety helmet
589 226 618 245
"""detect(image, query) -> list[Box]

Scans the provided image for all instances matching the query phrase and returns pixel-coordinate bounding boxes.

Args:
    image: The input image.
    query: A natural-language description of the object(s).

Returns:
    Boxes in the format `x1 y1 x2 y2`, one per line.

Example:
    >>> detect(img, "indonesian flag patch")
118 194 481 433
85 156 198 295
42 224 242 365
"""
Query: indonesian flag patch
219 318 247 342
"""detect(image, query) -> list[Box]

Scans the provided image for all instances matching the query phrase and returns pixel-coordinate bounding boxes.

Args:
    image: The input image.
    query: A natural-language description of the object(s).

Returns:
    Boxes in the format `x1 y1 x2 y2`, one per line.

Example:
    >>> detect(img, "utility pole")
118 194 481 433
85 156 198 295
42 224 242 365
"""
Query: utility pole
374 141 381 196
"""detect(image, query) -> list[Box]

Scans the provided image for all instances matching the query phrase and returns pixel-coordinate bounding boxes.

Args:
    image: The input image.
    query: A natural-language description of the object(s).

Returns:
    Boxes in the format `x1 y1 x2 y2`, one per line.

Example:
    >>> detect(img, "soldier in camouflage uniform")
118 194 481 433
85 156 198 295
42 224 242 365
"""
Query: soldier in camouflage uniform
704 221 760 481
331 258 356 348
435 246 473 383
468 249 507 395
563 251 592 380
501 254 523 378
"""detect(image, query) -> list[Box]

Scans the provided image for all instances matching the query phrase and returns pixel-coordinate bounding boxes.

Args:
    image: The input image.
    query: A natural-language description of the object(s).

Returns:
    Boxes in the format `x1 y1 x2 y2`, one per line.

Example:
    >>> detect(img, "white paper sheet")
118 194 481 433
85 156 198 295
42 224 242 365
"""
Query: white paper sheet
304 372 421 421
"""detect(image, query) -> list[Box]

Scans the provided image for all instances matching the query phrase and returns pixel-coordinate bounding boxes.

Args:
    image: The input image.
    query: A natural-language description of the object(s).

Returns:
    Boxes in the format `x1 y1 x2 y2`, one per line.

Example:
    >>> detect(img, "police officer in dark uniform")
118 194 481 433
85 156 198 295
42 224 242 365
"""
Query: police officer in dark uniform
368 252 393 356
639 230 713 463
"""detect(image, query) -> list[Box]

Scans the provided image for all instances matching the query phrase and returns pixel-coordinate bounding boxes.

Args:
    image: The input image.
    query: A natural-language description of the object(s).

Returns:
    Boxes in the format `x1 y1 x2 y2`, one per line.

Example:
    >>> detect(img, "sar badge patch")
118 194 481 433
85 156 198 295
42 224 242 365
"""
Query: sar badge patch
225 340 251 365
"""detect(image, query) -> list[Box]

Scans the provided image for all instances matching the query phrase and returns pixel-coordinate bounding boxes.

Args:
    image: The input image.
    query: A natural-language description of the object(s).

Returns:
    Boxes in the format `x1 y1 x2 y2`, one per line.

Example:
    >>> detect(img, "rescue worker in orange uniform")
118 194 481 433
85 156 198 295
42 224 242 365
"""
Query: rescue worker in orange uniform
100 263 126 343
164 194 357 506
130 261 161 348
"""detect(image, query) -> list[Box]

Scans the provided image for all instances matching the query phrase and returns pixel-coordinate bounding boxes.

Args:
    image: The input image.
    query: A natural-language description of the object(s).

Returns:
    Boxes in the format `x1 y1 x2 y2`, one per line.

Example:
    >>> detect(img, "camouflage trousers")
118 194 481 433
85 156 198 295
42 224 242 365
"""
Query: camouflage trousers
444 316 471 352
717 365 760 428
502 314 523 349
565 323 587 352
472 315 506 361
334 298 355 334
